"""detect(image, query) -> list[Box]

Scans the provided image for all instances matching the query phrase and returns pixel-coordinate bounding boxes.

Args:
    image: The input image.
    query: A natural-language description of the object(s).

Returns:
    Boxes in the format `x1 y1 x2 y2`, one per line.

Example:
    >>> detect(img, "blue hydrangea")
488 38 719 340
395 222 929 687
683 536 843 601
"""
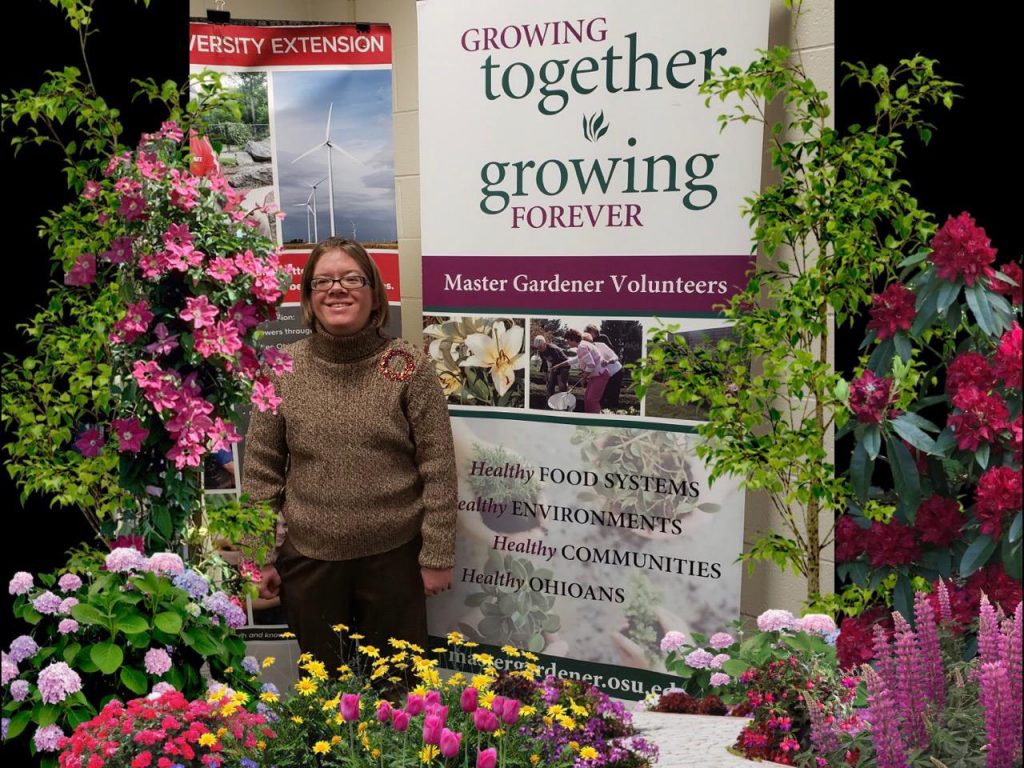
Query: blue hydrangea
172 569 209 599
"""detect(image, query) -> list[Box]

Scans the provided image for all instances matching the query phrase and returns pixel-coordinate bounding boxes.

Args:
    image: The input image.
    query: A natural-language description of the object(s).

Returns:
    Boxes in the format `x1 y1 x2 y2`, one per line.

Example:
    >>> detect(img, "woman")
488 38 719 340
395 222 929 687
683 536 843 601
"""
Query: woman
243 238 457 667
563 328 622 414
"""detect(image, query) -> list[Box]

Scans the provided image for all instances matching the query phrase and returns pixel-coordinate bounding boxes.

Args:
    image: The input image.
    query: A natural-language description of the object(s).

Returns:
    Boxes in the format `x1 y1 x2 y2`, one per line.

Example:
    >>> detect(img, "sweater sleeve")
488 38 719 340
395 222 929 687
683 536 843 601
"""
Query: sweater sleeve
240 397 288 563
406 357 458 569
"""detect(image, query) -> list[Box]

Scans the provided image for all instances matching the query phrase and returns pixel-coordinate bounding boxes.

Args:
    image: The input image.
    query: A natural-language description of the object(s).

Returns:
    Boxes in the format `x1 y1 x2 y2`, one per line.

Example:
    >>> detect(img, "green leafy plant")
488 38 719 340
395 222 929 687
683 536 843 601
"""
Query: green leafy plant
3 551 251 765
634 9 958 602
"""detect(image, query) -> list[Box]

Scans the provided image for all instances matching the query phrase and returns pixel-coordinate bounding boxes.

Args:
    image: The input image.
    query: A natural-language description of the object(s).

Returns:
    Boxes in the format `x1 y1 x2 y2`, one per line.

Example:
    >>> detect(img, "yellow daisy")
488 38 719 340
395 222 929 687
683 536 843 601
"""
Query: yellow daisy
295 678 318 696
261 656 276 669
198 733 217 747
420 744 440 763
580 746 599 760
312 741 331 755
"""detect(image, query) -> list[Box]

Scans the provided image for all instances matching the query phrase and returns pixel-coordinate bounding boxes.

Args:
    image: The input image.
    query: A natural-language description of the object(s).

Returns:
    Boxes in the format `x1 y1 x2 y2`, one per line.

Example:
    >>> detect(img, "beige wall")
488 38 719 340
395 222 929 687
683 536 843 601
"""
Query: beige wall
190 0 837 618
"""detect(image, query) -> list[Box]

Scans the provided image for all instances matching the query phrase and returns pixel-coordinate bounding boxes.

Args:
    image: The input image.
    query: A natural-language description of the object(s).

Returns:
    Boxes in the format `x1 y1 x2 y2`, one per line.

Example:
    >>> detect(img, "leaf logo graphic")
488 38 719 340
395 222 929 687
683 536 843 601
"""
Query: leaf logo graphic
583 111 609 142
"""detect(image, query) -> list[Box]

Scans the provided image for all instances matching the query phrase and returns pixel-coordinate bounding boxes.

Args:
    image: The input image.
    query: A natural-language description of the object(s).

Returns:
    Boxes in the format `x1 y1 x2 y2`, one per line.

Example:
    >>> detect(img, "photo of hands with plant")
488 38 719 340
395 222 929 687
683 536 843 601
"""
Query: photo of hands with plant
423 316 527 408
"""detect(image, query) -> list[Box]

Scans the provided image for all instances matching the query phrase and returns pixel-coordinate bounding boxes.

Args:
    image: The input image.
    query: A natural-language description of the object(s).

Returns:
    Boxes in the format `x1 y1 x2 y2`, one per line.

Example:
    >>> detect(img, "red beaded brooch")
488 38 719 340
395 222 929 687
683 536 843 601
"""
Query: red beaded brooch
378 347 416 382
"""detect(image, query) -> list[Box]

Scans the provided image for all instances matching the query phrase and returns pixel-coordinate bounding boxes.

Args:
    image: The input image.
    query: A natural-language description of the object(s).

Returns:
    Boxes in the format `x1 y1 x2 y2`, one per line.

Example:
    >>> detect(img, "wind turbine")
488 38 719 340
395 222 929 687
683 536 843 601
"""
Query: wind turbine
292 104 358 237
292 200 314 243
305 176 328 242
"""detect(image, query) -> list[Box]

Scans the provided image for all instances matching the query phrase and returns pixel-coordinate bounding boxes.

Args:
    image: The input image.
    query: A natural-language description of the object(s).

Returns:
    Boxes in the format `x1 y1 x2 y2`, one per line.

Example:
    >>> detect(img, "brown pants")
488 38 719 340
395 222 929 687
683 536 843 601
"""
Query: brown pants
277 534 428 668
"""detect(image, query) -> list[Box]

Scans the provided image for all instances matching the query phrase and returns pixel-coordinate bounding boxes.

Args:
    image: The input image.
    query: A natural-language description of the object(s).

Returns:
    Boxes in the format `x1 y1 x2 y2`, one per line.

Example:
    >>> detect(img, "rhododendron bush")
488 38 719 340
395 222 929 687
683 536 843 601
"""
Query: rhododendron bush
839 213 1021 625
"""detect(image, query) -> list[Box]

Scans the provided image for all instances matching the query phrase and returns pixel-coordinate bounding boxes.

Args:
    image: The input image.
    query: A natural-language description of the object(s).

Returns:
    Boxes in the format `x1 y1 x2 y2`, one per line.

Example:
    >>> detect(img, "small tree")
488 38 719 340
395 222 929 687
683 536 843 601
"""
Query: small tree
635 7 957 604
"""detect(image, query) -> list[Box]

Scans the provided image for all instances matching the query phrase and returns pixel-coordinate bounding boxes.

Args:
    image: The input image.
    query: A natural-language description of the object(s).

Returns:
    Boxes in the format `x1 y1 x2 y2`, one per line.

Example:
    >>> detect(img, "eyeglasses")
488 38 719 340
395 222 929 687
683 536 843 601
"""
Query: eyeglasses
310 275 371 291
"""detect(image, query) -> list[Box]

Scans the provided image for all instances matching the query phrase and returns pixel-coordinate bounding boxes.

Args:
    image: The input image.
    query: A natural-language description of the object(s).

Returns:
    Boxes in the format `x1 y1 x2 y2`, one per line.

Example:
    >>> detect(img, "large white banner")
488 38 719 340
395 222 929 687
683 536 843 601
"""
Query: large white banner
418 0 768 698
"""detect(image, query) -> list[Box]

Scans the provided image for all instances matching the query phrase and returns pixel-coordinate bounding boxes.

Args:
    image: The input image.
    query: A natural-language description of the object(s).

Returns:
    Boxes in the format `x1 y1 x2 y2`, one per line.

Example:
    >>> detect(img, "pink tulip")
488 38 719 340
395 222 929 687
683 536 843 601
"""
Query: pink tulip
439 728 462 758
406 693 425 716
460 687 478 713
376 700 392 723
423 713 444 745
391 709 410 732
426 703 449 724
340 693 360 722
501 698 521 725
491 695 507 715
473 707 499 733
426 690 442 706
477 747 497 768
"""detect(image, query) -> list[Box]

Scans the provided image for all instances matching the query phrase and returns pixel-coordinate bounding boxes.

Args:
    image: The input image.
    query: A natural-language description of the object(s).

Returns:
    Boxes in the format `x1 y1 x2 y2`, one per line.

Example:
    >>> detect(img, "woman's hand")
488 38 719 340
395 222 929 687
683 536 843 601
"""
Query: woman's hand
259 565 282 599
421 567 453 596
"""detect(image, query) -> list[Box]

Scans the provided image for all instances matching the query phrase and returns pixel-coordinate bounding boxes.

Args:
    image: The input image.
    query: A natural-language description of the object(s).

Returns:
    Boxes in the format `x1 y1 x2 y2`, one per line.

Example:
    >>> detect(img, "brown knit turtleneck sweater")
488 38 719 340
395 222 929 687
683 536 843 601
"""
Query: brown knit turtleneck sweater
242 326 457 569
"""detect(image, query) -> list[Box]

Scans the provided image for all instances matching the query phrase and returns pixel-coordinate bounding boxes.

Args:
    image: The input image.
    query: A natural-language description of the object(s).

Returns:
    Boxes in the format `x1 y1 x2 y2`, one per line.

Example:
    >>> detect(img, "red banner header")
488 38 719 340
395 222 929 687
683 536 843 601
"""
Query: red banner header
189 23 392 67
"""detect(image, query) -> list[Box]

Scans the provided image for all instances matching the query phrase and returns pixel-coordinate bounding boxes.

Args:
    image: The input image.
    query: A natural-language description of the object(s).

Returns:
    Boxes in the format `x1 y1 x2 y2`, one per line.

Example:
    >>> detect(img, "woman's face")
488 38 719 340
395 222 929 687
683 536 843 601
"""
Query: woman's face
310 249 378 336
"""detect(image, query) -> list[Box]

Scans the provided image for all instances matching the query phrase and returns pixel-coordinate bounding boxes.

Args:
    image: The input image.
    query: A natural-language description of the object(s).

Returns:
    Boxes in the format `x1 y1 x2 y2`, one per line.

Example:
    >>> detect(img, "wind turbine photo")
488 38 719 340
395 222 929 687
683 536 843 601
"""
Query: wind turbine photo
291 103 360 238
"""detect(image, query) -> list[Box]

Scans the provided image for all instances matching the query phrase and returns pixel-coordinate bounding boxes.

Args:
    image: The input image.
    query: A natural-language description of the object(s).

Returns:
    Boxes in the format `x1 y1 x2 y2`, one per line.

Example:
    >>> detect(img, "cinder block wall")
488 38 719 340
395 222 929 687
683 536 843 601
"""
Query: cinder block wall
188 0 837 619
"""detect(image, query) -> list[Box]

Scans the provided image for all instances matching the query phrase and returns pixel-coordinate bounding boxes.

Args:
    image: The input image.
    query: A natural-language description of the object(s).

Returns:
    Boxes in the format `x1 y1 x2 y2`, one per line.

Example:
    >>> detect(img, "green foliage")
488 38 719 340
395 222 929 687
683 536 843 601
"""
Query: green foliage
635 35 957 601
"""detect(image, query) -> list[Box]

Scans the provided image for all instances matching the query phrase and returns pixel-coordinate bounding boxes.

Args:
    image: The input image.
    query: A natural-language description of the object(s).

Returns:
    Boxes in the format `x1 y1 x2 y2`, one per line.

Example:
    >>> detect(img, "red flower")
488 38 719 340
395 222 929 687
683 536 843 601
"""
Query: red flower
974 466 1022 539
837 607 892 668
945 351 996 398
992 321 1022 390
1010 414 1022 464
914 496 963 547
849 370 894 424
866 520 919 567
835 516 868 562
990 261 1023 306
929 212 997 286
189 131 220 178
948 386 1010 451
967 564 1023 616
867 282 917 339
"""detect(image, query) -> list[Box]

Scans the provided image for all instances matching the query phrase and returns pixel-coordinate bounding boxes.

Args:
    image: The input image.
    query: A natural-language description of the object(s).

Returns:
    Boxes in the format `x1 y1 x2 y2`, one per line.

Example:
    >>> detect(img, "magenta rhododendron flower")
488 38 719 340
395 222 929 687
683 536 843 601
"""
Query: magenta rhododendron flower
866 520 919 567
929 211 997 286
849 369 894 424
867 282 917 339
992 321 1022 390
945 351 996 397
948 386 1010 451
990 261 1023 305
975 466 1023 539
913 495 963 546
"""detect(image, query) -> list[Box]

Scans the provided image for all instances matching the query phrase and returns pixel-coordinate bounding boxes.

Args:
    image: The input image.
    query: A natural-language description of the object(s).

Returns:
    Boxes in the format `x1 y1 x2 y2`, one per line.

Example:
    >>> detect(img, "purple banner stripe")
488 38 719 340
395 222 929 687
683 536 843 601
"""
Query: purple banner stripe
423 254 753 314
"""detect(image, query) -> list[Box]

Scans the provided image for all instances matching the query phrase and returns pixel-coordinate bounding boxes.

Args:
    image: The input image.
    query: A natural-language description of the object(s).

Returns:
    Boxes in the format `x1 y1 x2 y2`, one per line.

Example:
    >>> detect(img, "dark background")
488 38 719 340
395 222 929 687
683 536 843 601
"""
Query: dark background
0 1 1018 746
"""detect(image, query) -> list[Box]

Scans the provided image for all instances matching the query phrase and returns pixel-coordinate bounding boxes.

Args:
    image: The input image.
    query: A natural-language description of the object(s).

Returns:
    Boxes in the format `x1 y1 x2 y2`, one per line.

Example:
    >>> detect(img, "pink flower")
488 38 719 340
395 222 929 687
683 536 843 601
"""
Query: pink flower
118 193 147 221
138 251 164 280
111 417 149 453
477 747 497 768
58 618 79 635
189 132 220 178
472 707 498 732
226 301 262 330
948 386 1010 451
102 236 134 265
868 283 917 340
990 261 1023 306
340 693 360 722
206 257 239 283
439 728 462 758
234 250 260 276
500 698 520 725
376 700 392 723
144 648 172 676
992 322 1022 390
849 370 894 424
64 253 97 286
8 572 33 595
836 515 868 562
796 614 837 635
58 573 82 592
391 709 409 732
422 713 444 745
37 661 82 704
757 609 796 632
684 648 714 669
251 378 282 414
929 212 997 286
914 496 963 546
75 427 105 457
82 180 101 200
710 653 730 669
709 632 734 650
405 693 425 716
144 323 179 356
180 295 219 329
262 347 294 376
710 672 731 687
252 273 283 304
460 687 478 713
660 630 687 653
207 418 241 453
159 121 184 142
194 320 243 359
146 553 185 576
166 440 204 470
109 300 153 345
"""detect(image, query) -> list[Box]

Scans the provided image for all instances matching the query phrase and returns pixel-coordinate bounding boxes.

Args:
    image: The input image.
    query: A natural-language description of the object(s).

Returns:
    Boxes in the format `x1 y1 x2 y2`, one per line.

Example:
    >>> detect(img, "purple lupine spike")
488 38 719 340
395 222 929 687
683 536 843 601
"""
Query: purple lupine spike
979 662 1015 768
873 622 896 688
893 617 929 749
914 591 945 709
1006 603 1023 759
978 594 1003 666
936 578 953 626
863 666 909 768
803 692 840 755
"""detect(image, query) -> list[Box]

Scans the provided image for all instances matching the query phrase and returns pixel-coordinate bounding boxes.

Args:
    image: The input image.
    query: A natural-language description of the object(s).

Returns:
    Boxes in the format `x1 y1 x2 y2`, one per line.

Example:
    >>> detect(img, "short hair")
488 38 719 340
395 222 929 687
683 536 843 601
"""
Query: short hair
584 324 600 336
563 329 582 343
299 238 389 331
